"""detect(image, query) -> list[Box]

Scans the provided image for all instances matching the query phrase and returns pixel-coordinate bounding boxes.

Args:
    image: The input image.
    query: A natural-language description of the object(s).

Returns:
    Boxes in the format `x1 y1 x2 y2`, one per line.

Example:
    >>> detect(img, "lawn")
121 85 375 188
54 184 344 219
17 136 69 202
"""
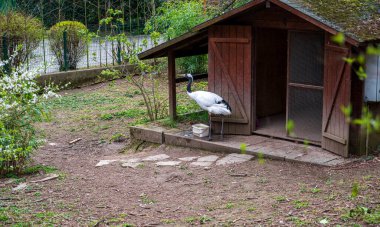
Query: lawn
0 77 380 226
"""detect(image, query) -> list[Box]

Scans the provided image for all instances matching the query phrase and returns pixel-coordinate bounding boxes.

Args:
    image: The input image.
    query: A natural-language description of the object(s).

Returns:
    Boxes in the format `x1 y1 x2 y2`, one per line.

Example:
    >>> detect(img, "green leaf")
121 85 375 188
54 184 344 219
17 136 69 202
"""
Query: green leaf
341 104 352 123
357 54 366 65
366 45 380 55
257 152 265 165
331 33 345 46
286 120 295 136
351 182 359 198
355 66 367 80
240 143 247 154
343 57 355 65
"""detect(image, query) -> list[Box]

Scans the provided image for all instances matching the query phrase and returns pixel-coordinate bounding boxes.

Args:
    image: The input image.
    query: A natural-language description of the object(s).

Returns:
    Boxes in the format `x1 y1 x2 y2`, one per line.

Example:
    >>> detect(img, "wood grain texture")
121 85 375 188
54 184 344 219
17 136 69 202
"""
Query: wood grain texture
168 51 176 119
322 43 351 157
208 25 252 135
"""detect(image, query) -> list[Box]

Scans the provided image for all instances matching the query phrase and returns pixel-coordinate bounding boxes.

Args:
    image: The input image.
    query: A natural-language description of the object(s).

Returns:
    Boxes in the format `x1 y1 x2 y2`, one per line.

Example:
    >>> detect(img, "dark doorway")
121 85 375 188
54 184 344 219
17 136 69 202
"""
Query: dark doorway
254 28 288 138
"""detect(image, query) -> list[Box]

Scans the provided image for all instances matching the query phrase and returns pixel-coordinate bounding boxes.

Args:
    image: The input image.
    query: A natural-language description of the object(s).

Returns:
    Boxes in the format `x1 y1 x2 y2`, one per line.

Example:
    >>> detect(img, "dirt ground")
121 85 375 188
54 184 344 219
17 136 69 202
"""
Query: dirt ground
1 79 380 226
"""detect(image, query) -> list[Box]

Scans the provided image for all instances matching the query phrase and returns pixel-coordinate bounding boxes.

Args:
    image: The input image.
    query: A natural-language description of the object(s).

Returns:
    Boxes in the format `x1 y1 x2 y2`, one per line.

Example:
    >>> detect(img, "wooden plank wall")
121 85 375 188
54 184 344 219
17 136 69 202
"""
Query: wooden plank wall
208 25 252 135
232 4 320 31
322 40 351 157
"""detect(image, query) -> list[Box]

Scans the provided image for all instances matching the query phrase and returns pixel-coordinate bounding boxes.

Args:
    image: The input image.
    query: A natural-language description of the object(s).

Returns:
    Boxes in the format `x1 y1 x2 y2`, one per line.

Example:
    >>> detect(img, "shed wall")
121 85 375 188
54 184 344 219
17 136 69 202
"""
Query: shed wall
227 4 320 31
208 25 252 135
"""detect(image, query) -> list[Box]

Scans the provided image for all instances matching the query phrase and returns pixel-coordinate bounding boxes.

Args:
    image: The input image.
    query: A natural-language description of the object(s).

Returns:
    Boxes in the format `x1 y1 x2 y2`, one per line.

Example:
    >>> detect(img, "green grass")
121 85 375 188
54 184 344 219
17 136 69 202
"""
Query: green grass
225 202 234 209
22 165 57 175
292 200 309 209
178 110 208 123
184 216 197 224
48 93 126 111
183 215 212 225
100 109 145 121
247 207 256 212
109 133 127 142
158 118 178 128
0 205 65 226
341 206 380 224
156 111 208 128
199 215 212 224
274 196 287 202
161 219 176 224
286 216 310 226
140 193 155 204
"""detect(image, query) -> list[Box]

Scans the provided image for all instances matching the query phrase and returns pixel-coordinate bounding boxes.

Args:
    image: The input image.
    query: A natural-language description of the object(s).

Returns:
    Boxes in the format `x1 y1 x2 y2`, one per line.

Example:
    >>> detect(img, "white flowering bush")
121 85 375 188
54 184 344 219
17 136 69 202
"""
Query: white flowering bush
0 58 60 175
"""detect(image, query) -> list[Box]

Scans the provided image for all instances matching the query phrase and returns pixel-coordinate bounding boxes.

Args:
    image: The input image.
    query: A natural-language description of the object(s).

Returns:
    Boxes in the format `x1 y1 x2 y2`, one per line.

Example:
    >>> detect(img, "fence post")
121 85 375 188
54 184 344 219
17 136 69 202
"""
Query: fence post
42 31 47 73
117 24 122 65
63 30 68 71
2 33 10 75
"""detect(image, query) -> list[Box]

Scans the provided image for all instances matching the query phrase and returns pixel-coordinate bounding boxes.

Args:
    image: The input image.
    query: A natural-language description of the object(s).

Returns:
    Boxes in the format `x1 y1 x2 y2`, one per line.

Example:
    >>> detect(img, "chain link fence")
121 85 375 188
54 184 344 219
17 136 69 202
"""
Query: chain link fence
1 31 163 74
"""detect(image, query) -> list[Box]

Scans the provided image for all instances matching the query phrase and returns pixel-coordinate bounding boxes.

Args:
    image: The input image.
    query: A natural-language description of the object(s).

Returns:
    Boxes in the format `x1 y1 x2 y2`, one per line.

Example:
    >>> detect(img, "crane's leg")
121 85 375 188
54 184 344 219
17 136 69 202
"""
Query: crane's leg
221 118 224 140
208 113 212 141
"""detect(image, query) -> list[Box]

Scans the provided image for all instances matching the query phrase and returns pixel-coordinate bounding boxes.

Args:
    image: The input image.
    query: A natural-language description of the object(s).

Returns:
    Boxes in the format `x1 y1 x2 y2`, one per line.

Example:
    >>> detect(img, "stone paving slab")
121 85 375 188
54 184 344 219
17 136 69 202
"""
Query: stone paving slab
216 153 254 165
96 160 118 167
121 162 142 168
142 154 170 161
190 161 214 167
178 156 200 162
156 161 182 166
197 155 219 162
121 158 141 163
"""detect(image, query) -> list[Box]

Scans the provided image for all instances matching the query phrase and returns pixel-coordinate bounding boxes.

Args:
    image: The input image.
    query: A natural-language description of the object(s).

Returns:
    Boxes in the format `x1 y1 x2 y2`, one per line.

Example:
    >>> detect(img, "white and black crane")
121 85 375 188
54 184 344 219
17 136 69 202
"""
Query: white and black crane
184 74 232 140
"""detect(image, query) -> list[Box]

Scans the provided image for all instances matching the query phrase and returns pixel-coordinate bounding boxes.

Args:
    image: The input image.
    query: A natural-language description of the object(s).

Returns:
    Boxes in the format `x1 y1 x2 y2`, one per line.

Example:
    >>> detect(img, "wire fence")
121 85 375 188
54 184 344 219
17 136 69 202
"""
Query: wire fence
1 33 164 74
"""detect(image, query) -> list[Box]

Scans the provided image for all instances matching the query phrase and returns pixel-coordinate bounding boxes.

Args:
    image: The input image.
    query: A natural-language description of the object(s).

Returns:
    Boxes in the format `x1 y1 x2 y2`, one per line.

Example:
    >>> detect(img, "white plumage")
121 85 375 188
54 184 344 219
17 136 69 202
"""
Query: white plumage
184 74 232 140
187 91 231 115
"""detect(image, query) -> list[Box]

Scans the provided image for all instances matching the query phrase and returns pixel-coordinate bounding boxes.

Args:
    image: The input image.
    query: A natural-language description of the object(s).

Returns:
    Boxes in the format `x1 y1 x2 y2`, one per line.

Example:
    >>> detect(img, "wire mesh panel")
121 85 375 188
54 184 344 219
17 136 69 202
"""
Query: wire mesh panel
289 32 324 86
288 87 323 142
288 31 324 142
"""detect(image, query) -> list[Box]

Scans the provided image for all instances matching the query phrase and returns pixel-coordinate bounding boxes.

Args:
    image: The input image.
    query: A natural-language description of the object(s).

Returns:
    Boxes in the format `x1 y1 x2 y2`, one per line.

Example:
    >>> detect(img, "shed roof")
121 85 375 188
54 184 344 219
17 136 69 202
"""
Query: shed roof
139 0 380 60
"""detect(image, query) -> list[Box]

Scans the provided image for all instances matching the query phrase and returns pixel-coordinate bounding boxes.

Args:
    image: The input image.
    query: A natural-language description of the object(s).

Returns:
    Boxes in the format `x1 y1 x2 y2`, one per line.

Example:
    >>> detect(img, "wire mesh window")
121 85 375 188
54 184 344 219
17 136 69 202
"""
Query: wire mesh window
289 32 324 86
288 31 324 142
288 87 323 142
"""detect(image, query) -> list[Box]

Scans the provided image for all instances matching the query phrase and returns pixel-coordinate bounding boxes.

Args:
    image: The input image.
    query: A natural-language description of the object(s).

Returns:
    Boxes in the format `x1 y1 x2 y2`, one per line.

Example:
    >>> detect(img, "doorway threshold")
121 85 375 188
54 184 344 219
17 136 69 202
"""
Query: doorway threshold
253 131 321 147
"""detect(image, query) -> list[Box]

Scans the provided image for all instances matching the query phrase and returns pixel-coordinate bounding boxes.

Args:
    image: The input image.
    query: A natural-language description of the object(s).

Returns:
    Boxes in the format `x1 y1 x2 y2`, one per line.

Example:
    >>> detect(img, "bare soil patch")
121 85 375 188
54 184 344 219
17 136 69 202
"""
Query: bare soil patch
1 79 379 226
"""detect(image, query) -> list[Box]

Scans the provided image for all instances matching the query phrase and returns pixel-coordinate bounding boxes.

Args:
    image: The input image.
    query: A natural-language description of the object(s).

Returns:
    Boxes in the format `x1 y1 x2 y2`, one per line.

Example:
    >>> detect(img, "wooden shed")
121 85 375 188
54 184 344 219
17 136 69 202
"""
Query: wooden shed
139 0 380 157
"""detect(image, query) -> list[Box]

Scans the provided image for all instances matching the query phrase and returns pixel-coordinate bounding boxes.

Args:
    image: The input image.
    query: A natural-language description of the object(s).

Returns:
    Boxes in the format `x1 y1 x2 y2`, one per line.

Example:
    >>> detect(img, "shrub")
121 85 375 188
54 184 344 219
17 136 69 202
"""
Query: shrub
0 59 59 175
0 12 44 68
48 21 88 71
100 10 168 121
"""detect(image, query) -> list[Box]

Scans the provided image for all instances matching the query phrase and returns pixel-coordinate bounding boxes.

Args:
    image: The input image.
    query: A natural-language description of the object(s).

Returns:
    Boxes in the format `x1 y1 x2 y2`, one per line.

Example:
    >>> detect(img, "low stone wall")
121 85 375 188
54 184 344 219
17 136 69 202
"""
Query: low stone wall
37 65 134 89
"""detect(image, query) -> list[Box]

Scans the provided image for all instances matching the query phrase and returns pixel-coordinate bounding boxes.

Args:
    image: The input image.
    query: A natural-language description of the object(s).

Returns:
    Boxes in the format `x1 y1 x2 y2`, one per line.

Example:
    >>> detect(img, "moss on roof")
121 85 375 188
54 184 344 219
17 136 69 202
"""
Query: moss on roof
282 0 380 42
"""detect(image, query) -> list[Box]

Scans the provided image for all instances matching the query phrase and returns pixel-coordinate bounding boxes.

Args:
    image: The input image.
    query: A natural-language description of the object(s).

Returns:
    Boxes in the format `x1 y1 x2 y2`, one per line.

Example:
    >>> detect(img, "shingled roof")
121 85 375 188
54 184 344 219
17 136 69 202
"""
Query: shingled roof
279 0 380 42
139 0 380 60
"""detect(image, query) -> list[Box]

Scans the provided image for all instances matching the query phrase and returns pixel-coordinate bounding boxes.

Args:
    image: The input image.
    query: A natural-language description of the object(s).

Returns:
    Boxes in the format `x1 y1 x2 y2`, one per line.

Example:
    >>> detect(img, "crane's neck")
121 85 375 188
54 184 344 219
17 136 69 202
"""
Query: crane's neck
187 77 193 93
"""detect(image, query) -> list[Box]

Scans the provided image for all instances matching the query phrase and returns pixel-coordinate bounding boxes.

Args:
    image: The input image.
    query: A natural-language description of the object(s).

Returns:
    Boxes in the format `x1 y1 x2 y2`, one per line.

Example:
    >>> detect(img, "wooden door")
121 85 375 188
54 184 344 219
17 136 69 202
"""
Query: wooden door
322 44 351 157
208 25 252 135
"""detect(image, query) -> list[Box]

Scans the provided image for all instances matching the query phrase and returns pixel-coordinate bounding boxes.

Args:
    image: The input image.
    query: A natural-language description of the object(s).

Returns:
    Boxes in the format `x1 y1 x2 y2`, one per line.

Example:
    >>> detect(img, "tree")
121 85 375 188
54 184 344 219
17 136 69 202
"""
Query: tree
144 0 210 74
0 0 16 13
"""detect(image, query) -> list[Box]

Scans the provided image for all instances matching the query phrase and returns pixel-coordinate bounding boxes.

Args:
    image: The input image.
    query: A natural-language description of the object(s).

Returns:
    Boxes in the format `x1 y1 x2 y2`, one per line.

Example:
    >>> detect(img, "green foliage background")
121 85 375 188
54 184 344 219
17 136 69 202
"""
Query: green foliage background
145 0 210 74
0 12 44 67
